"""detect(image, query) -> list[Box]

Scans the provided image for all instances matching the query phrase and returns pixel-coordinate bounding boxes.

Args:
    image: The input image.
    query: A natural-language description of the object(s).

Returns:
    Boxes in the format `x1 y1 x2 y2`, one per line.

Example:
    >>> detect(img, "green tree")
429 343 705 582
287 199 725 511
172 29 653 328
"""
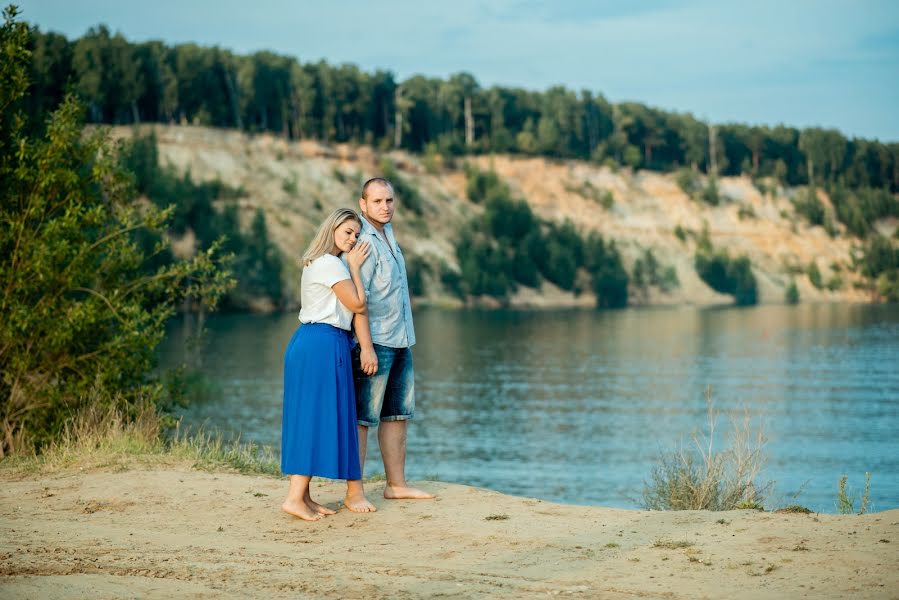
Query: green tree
0 7 233 455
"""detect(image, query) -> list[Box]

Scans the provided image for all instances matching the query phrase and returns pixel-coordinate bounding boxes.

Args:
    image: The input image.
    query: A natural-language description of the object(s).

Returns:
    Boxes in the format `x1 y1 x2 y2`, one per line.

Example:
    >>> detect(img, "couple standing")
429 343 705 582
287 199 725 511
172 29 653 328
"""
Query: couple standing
280 177 434 521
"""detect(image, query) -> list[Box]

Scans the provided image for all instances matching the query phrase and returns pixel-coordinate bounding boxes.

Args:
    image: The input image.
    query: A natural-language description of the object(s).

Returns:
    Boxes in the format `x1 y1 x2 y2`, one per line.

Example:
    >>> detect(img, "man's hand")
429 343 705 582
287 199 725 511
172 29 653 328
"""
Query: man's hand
360 346 378 376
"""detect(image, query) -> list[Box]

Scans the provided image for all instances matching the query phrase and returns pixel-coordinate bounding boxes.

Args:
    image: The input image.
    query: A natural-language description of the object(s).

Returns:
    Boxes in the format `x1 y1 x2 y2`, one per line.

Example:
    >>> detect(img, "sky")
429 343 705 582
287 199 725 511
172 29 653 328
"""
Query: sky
15 0 899 141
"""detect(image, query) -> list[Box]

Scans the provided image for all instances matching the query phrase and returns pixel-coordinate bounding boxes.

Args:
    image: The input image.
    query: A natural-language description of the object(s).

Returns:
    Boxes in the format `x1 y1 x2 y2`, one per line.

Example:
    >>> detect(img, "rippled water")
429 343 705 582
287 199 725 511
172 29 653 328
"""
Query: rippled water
158 304 899 513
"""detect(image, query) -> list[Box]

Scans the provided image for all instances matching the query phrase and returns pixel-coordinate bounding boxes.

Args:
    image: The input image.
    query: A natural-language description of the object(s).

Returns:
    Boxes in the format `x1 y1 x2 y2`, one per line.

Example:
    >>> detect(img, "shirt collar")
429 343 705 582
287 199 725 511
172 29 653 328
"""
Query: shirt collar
360 215 394 244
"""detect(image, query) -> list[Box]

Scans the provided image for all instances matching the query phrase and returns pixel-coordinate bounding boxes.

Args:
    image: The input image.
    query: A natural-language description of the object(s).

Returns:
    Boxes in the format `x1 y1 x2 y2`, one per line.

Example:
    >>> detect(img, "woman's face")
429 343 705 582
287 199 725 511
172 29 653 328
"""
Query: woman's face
333 218 361 254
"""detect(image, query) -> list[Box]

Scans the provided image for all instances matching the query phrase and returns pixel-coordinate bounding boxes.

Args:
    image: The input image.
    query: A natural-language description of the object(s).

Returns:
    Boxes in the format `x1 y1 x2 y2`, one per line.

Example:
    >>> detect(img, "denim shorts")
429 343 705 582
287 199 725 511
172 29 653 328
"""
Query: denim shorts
352 343 415 427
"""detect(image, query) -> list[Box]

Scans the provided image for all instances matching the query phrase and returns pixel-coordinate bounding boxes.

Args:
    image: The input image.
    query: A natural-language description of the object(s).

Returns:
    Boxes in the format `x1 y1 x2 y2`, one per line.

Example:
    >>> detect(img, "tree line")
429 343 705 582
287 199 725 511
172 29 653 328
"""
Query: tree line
22 22 899 193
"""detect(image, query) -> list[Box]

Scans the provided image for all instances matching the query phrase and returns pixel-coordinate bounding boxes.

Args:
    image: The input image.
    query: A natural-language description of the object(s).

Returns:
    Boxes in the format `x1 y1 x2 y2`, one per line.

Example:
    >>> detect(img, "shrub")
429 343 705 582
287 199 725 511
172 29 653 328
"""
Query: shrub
701 177 721 206
405 255 431 297
674 225 688 243
0 9 233 455
794 187 825 226
643 390 771 511
807 261 824 289
785 280 800 304
695 250 758 305
676 169 700 195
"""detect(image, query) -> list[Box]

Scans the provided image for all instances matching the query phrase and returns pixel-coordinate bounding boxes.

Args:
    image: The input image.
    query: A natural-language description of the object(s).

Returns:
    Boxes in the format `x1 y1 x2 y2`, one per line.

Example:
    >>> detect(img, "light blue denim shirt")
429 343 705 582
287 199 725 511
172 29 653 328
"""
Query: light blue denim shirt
343 216 416 348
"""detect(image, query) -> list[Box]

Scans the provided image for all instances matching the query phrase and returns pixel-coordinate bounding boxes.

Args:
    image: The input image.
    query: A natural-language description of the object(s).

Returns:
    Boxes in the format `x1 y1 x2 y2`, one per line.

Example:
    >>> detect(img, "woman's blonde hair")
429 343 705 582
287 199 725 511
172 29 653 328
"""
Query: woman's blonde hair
302 208 361 266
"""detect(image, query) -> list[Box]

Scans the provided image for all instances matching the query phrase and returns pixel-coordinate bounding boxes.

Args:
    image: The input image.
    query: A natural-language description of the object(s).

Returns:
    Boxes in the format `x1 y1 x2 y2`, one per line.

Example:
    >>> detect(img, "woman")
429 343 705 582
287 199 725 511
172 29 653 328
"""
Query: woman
281 208 376 521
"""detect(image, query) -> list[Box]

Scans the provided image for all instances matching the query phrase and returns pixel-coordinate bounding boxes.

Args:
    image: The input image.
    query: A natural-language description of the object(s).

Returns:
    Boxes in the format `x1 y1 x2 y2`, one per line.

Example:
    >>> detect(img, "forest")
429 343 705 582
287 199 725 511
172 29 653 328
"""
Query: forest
22 23 899 194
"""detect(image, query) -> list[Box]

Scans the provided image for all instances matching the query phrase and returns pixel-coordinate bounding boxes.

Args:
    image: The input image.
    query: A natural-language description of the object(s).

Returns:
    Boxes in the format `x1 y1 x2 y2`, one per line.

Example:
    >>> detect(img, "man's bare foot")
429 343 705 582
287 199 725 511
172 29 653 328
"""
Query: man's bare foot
343 492 377 513
384 485 435 500
282 499 322 521
304 497 337 515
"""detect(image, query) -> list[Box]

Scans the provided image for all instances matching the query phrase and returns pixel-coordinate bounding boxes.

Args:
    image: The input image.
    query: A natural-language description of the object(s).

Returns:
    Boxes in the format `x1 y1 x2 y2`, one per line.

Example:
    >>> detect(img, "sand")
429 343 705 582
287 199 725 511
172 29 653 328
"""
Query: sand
1 466 896 599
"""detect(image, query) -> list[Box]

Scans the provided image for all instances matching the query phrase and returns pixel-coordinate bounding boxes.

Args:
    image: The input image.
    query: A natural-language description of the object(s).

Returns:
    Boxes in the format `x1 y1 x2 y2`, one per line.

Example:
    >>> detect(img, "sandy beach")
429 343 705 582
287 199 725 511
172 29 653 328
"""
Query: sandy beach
1 465 897 599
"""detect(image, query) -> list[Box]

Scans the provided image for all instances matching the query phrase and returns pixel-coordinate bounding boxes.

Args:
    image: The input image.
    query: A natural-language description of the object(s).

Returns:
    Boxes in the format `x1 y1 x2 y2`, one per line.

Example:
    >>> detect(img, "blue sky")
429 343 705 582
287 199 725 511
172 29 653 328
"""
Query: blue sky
16 0 899 141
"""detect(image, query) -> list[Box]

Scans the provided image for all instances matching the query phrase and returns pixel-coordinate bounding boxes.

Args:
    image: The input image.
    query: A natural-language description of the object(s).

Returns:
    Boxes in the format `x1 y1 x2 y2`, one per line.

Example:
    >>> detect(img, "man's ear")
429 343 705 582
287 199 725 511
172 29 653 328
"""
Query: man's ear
358 197 366 213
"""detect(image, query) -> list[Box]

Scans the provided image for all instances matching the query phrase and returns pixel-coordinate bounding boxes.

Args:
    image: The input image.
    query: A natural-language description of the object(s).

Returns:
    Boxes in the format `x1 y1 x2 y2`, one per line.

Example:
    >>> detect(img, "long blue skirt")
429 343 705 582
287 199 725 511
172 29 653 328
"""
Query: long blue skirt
280 323 361 480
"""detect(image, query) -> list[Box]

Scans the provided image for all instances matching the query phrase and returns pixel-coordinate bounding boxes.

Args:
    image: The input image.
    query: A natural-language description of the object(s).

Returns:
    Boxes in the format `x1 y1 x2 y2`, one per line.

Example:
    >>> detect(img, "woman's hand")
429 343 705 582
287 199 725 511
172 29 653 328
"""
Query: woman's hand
345 240 371 271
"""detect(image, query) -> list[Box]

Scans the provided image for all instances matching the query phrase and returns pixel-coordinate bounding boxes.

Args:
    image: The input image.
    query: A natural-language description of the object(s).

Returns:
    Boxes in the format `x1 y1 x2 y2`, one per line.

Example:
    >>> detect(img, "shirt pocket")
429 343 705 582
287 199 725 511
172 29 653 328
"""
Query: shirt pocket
374 257 393 286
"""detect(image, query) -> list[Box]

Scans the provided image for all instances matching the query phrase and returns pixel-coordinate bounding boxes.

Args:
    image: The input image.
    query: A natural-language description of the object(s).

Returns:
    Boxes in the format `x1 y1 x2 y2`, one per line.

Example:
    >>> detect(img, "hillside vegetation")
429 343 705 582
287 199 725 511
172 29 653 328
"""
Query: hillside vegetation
111 124 895 310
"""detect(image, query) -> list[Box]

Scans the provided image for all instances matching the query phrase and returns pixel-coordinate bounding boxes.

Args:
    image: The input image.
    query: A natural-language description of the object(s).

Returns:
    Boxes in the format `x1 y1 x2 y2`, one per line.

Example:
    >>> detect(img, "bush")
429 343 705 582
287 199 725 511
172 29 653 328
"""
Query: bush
120 132 284 309
794 187 825 226
785 280 800 304
695 250 758 305
0 9 233 455
701 177 721 206
807 261 823 289
405 255 431 297
464 164 509 205
585 234 629 308
643 391 771 511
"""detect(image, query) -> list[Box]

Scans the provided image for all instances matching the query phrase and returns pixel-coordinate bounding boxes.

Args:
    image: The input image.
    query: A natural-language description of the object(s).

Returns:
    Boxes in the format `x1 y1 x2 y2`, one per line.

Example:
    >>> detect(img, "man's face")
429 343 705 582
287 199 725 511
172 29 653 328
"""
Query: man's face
359 183 395 227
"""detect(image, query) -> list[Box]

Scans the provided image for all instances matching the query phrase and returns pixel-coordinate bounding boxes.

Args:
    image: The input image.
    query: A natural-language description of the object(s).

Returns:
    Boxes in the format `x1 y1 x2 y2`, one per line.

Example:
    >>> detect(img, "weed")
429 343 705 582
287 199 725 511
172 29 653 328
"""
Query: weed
642 389 771 511
604 542 620 549
837 473 871 515
778 505 812 514
653 539 694 550
485 514 510 521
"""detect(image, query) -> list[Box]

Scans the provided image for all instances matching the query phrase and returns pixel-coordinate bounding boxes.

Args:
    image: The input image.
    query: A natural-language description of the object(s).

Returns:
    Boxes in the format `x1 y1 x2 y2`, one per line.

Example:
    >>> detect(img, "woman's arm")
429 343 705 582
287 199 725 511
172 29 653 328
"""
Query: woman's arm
331 241 370 313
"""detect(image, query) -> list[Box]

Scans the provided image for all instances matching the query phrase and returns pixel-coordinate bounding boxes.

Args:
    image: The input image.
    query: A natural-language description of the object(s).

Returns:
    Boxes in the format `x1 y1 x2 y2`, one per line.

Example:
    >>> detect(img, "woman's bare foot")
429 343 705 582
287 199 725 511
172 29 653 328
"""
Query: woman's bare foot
343 491 377 512
304 497 336 515
384 485 435 500
302 491 336 515
282 499 322 521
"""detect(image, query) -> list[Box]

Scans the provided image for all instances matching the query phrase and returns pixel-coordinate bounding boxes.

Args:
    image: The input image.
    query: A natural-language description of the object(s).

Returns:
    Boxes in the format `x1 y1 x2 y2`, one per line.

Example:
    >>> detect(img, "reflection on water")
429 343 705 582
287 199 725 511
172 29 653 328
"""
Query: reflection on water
158 304 899 512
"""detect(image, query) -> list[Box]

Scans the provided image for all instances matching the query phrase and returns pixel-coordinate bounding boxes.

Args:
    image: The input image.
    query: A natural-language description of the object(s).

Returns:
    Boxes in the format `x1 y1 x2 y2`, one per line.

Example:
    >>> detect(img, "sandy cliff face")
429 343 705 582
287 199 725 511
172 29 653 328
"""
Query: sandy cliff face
114 125 871 308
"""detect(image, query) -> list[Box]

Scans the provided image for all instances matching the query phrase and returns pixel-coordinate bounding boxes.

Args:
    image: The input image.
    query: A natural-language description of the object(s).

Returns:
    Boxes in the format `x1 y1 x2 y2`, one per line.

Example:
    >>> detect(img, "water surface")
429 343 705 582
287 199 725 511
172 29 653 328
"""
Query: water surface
158 303 899 512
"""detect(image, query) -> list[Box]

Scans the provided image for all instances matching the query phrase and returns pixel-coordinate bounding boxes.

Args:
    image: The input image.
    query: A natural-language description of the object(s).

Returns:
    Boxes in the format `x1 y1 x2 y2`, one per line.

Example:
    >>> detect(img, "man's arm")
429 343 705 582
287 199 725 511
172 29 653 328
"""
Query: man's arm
353 313 378 375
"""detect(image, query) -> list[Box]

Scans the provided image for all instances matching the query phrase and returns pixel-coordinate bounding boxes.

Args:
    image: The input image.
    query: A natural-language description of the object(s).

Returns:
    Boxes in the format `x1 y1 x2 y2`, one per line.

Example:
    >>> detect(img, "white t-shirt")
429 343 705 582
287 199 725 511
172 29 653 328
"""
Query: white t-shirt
298 254 353 330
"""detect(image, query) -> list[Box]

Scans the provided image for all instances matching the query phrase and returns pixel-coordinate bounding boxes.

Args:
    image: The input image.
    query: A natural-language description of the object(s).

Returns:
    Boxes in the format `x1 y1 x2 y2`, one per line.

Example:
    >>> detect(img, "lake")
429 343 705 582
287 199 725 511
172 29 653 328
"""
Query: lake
158 303 899 513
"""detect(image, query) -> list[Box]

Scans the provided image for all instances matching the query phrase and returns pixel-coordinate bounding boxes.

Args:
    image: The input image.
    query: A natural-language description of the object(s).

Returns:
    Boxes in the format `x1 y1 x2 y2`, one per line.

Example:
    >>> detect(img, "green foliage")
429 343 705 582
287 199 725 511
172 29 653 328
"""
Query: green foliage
794 187 826 227
405 255 431 297
379 157 424 216
455 168 628 307
807 261 823 289
701 177 720 206
17 20 899 196
119 131 284 309
785 280 800 304
633 248 679 295
465 163 509 205
856 235 899 301
0 7 234 455
676 169 700 195
674 225 688 243
695 247 758 305
836 473 871 515
585 234 629 308
438 261 465 300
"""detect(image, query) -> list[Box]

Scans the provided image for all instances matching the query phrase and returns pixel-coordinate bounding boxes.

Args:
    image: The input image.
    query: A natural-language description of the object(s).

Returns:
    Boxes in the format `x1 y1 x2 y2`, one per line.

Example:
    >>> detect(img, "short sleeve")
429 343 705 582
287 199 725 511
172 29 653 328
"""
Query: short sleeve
314 255 351 288
357 233 377 291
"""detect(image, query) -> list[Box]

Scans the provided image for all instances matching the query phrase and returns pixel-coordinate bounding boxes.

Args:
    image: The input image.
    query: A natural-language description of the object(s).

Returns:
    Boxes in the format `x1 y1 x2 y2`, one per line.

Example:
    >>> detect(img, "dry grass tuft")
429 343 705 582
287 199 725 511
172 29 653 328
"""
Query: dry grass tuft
642 388 771 511
1 403 279 477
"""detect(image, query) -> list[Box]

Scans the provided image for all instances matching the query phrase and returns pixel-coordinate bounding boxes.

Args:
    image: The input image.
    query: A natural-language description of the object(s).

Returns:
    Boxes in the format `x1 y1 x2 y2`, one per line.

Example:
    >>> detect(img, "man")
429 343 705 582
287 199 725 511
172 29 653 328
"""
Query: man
342 177 434 512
